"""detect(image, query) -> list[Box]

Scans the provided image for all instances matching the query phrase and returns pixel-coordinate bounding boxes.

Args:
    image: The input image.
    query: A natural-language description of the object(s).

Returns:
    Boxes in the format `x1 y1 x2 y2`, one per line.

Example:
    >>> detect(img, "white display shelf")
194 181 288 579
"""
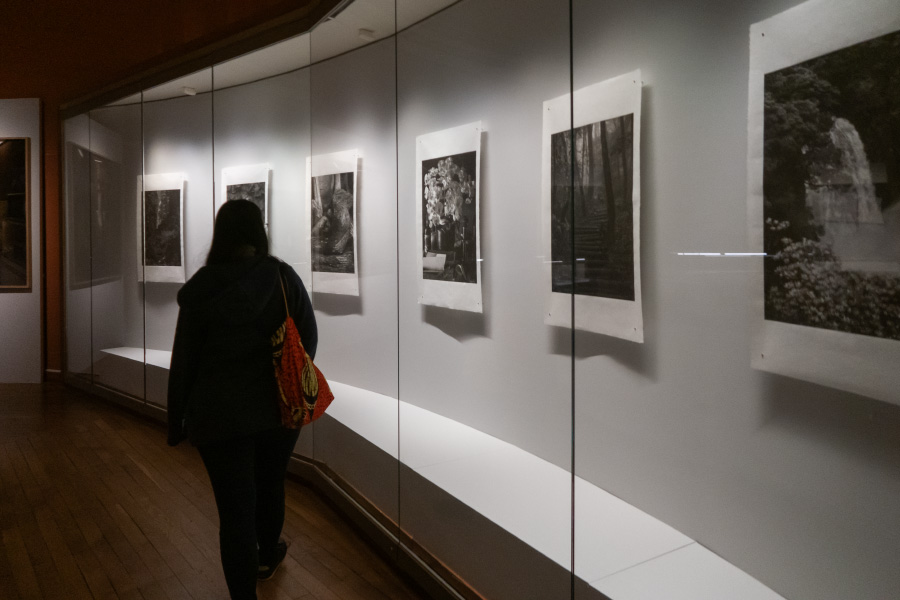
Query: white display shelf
327 381 785 600
96 347 171 406
102 346 172 369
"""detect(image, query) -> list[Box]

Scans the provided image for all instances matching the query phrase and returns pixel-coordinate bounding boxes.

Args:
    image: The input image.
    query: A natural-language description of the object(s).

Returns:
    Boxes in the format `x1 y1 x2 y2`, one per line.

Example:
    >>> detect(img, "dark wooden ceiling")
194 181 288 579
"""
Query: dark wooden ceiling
1 0 340 109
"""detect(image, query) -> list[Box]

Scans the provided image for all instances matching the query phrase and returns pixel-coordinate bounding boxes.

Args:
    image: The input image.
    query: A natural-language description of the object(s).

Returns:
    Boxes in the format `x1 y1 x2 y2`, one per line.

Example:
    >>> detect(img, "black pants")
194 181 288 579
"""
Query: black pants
197 427 300 599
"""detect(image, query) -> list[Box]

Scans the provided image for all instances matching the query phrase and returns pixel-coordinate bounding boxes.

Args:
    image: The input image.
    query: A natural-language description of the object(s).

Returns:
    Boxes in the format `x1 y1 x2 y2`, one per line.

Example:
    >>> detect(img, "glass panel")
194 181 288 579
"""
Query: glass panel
211 32 314 453
570 4 646 597
63 114 93 382
396 1 573 597
88 98 145 399
308 0 400 525
141 69 214 407
571 2 900 600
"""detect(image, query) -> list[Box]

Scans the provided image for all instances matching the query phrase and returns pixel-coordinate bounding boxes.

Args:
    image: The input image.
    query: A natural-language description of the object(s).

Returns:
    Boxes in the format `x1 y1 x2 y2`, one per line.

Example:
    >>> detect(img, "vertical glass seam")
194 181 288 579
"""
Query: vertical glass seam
88 116 94 388
394 0 402 542
309 35 316 462
142 98 148 405
140 92 148 407
568 0 577 597
211 69 218 225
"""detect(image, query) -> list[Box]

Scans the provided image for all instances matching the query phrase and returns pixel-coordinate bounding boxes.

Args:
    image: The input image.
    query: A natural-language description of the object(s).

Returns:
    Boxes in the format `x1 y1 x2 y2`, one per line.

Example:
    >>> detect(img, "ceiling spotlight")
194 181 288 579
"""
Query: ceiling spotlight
358 29 376 42
183 86 197 96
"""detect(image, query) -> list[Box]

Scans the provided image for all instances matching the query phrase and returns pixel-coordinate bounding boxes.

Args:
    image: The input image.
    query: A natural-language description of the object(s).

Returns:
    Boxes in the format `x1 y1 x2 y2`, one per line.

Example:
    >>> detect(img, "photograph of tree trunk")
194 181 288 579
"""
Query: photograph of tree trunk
311 172 355 274
763 30 900 341
551 113 634 301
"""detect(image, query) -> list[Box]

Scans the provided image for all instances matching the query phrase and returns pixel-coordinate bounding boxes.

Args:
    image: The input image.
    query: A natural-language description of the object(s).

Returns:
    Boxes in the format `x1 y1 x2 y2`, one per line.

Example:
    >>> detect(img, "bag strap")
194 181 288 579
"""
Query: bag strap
278 271 290 318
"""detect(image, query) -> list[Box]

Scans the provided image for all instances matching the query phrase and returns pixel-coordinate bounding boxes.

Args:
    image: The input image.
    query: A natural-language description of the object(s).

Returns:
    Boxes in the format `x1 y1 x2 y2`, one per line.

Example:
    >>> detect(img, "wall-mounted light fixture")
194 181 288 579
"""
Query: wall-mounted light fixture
183 86 197 96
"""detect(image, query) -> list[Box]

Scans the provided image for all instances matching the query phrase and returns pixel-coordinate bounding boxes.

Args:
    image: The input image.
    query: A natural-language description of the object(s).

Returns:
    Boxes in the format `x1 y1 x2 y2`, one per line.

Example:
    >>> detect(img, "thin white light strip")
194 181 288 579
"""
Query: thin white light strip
676 252 767 257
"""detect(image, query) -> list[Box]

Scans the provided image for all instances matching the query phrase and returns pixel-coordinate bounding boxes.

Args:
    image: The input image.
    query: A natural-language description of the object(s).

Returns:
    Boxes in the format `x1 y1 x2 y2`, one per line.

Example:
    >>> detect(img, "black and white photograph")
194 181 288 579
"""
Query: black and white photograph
762 30 900 341
305 150 358 296
137 172 185 283
542 71 643 341
226 181 266 216
311 171 355 274
550 114 634 301
422 151 478 284
415 123 483 313
749 0 900 405
144 188 182 267
220 164 270 226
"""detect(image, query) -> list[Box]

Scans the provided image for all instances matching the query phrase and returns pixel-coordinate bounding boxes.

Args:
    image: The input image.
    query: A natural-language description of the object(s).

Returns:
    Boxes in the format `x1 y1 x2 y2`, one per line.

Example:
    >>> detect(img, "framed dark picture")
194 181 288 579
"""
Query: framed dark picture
0 138 31 291
749 0 900 404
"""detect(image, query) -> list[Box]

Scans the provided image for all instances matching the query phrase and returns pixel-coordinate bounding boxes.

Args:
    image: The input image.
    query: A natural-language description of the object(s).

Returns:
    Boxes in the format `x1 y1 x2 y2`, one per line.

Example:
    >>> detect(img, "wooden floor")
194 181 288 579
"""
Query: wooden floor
0 383 428 600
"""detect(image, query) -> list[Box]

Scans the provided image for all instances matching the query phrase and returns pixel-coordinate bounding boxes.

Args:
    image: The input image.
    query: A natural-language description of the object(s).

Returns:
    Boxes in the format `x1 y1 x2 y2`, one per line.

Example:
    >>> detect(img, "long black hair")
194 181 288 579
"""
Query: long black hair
206 200 269 265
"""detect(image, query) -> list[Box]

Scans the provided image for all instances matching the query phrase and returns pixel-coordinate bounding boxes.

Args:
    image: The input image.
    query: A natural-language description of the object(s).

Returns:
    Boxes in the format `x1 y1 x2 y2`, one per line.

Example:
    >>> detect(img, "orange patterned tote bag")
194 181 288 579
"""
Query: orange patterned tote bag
271 275 333 428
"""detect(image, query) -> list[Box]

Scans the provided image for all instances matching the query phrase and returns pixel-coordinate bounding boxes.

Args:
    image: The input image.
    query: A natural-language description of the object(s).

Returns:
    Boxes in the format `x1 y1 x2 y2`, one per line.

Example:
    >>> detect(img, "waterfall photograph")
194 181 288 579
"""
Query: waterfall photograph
763 29 900 341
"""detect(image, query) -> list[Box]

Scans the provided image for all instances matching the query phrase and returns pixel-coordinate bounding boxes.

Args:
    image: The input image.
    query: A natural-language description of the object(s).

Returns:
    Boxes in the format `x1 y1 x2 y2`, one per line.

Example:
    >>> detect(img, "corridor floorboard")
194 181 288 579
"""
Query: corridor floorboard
0 384 428 600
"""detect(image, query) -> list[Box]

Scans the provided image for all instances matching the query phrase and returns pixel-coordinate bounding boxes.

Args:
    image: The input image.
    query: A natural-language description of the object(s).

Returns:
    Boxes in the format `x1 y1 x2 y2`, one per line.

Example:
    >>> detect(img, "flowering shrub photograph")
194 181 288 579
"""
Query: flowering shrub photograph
421 151 477 283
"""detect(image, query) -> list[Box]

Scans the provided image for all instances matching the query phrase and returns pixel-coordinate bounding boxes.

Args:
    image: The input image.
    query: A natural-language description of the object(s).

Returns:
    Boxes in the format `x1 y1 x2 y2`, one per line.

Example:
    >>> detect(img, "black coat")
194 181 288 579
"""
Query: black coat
166 256 317 446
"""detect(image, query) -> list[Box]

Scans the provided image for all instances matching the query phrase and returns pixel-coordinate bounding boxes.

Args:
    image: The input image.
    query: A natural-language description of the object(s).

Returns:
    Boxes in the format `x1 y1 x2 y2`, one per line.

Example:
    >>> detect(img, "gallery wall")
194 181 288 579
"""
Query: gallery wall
213 69 312 283
309 37 400 399
142 90 216 353
396 0 574 469
0 99 42 383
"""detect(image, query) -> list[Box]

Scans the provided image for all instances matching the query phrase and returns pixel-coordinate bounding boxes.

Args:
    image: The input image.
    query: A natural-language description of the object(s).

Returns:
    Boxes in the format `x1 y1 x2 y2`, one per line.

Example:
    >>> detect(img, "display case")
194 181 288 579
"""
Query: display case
62 1 900 599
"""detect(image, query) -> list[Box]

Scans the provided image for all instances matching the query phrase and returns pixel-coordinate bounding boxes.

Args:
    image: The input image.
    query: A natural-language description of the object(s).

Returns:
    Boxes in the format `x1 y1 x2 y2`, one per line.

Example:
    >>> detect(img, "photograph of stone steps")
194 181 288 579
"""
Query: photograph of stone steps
550 113 635 301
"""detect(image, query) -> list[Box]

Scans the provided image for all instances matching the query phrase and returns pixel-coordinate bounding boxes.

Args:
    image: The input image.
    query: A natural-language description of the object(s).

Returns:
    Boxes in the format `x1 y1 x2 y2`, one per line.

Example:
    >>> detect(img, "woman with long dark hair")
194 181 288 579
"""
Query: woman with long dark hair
167 200 316 599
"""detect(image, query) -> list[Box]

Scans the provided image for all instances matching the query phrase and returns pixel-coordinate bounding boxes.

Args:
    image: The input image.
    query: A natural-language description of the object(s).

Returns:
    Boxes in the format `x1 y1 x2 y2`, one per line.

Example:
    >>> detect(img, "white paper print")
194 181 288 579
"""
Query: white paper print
306 150 359 296
416 122 483 313
748 0 900 405
220 164 270 225
543 70 643 342
138 173 185 283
